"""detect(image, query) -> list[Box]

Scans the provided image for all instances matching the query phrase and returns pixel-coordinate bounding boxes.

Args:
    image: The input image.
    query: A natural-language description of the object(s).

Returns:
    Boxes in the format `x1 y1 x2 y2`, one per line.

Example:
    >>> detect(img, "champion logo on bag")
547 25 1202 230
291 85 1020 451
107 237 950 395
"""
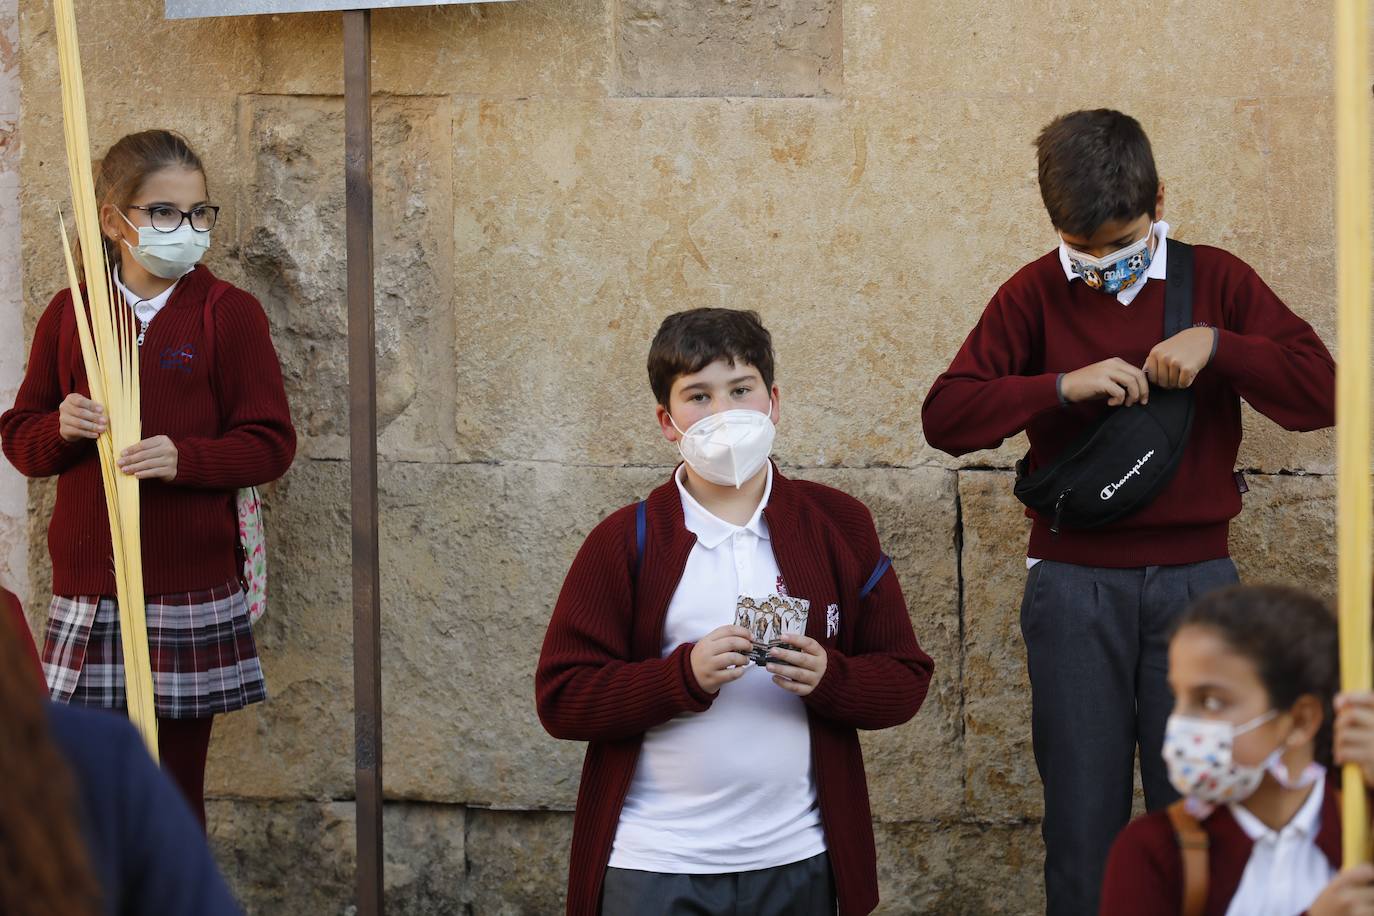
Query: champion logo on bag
1101 450 1156 501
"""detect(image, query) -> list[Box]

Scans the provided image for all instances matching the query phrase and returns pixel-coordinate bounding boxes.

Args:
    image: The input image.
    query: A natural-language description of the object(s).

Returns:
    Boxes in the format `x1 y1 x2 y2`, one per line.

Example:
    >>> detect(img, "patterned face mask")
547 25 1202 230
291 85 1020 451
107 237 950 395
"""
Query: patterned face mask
1064 223 1154 295
1163 710 1323 807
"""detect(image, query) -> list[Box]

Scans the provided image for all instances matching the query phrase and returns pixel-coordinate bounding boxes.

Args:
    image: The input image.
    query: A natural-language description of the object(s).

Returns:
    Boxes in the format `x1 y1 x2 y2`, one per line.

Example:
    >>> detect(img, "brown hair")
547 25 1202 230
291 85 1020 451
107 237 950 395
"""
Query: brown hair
0 603 101 915
647 308 776 407
1174 585 1339 766
1035 109 1159 238
79 129 206 273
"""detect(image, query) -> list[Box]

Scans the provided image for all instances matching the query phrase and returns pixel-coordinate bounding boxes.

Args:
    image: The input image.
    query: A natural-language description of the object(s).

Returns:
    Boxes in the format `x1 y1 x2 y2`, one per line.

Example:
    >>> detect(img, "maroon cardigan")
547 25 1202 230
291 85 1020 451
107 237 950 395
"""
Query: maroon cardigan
535 466 935 915
1100 788 1342 915
0 266 296 596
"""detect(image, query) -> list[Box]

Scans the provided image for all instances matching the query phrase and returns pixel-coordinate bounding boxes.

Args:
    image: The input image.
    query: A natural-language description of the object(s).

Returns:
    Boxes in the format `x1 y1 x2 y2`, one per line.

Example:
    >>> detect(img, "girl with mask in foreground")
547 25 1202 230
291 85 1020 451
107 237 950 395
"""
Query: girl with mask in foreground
1100 585 1374 915
0 130 296 829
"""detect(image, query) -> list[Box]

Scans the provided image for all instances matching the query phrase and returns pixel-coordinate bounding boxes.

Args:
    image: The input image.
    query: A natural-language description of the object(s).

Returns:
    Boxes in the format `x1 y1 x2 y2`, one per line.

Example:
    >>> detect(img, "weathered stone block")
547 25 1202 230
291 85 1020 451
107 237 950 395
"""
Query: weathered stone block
207 799 466 915
254 0 612 98
465 808 574 915
616 0 841 98
845 1 1330 102
374 461 665 807
237 93 457 463
206 462 354 800
450 96 1047 473
957 471 1039 822
448 94 1338 477
1230 472 1336 599
793 466 963 821
205 459 669 806
18 0 259 105
875 821 1044 915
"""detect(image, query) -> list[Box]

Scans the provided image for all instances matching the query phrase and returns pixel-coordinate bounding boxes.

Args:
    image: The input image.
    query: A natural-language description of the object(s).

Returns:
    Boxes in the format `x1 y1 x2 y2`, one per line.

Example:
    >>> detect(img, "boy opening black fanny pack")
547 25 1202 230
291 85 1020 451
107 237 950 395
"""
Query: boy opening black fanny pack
1014 240 1196 533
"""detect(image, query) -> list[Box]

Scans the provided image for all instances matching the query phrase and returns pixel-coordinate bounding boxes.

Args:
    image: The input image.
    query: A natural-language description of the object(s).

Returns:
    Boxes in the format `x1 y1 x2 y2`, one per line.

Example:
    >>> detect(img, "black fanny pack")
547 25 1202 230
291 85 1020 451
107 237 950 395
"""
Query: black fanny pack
1013 240 1196 533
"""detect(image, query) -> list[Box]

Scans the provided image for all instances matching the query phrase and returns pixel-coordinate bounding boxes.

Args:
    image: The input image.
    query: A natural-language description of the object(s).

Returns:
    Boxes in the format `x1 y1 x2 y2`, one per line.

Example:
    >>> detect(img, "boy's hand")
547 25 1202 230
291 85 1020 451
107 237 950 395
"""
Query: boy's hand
1308 863 1374 916
1334 692 1374 788
689 625 753 694
766 633 828 697
58 394 106 442
1060 358 1150 407
117 435 179 480
1144 327 1215 389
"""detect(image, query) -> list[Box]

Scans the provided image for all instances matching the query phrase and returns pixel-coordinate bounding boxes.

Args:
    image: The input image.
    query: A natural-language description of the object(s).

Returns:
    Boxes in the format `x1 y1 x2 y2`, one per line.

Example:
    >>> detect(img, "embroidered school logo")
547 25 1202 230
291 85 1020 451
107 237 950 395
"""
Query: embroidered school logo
160 342 197 375
826 604 840 638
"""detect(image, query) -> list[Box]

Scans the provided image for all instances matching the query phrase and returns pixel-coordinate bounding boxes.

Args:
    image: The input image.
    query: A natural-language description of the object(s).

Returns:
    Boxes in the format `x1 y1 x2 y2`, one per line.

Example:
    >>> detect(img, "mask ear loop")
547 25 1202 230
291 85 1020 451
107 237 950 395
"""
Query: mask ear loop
115 209 148 262
1264 707 1326 790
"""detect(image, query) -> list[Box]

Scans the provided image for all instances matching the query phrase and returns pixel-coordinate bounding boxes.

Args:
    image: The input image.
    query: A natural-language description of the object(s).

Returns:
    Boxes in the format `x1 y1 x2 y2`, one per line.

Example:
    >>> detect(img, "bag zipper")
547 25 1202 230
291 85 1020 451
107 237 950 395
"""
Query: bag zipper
1051 490 1071 536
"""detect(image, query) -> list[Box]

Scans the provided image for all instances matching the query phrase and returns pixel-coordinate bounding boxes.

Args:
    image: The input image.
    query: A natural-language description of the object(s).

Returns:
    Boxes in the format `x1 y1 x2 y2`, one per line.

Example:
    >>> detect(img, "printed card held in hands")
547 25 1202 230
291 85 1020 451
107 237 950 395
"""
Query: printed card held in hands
735 594 810 666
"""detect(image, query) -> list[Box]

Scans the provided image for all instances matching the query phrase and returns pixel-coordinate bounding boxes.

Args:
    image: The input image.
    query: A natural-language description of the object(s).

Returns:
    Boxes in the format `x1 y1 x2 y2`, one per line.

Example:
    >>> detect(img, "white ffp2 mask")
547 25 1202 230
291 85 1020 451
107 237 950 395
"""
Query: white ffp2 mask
670 408 776 488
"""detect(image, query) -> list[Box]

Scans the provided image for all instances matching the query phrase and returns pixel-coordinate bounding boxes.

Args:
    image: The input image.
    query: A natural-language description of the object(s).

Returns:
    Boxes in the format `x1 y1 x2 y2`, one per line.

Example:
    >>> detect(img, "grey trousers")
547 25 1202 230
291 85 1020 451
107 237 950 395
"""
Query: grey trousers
1019 558 1239 916
601 852 836 916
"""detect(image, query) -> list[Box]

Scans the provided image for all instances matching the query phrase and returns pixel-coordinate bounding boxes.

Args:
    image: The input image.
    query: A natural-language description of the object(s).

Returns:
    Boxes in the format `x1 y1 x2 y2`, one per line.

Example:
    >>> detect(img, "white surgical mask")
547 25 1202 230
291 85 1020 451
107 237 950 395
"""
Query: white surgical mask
1163 710 1323 806
670 407 776 489
120 210 210 279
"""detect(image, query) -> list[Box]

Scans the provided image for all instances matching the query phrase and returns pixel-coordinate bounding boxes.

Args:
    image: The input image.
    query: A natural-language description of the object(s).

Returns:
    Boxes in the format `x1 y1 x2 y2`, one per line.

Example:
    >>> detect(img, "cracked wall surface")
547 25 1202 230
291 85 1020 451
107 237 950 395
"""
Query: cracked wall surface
8 1 1344 913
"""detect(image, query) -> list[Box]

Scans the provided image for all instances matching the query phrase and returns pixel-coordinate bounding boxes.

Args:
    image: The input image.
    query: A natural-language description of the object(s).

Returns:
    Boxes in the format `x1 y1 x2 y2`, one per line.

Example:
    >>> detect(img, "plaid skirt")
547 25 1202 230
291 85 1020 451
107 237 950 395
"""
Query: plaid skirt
42 580 267 719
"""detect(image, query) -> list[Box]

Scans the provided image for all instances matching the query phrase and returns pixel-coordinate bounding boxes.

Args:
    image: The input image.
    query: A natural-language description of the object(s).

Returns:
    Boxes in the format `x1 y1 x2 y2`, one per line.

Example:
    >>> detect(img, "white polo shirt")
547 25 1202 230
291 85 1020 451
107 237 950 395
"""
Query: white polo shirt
114 271 181 346
608 463 827 873
1225 778 1333 916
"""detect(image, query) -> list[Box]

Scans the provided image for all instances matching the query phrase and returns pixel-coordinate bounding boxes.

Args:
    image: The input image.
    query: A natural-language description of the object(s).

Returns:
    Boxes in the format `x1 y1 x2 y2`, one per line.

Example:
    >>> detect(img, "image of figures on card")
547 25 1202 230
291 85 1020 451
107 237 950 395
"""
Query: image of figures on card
735 594 810 665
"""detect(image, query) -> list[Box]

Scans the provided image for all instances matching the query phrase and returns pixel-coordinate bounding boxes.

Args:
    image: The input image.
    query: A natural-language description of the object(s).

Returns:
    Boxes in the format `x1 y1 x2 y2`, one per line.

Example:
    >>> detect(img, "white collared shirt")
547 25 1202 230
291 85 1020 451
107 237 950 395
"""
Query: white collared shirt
1224 779 1334 916
114 271 181 342
609 463 827 873
1057 219 1171 307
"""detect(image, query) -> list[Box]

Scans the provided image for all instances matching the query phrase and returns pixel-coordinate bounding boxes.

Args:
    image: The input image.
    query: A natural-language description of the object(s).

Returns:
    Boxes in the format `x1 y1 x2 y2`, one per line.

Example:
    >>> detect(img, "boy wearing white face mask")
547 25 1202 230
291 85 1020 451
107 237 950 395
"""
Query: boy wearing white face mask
536 308 934 916
1101 585 1374 916
922 109 1337 915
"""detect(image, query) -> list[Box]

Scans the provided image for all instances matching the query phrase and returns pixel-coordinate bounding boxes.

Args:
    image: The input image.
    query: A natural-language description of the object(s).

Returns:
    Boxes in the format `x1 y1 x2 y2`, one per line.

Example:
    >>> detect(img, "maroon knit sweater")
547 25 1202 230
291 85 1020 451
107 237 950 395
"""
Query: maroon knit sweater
0 266 296 596
1100 787 1342 915
923 245 1335 568
535 466 934 916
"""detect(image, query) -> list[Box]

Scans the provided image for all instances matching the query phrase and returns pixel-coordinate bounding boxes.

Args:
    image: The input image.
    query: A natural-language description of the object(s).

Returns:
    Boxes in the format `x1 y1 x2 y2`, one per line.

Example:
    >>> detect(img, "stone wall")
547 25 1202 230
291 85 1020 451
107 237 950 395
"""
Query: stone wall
0 0 24 598
10 2 1343 913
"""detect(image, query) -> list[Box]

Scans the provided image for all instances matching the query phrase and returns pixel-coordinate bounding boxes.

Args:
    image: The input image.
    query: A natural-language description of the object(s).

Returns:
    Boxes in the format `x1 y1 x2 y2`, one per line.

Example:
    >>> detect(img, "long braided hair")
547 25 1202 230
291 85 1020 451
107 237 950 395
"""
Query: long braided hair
0 601 101 915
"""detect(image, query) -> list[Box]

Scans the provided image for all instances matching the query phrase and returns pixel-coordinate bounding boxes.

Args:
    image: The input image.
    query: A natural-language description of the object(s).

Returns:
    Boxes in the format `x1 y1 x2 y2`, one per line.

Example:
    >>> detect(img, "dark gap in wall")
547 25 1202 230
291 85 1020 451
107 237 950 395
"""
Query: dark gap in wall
952 473 968 799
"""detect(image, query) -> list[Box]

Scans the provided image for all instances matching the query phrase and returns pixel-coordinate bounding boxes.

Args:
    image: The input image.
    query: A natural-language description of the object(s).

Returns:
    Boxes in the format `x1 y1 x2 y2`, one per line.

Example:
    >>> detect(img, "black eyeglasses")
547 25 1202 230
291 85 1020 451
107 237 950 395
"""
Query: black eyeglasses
126 204 220 233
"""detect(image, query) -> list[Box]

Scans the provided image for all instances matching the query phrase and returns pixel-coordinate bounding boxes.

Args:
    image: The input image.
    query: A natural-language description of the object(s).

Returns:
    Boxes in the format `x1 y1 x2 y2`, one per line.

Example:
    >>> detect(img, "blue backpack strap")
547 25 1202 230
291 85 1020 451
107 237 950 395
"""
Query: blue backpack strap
860 553 892 599
633 500 647 580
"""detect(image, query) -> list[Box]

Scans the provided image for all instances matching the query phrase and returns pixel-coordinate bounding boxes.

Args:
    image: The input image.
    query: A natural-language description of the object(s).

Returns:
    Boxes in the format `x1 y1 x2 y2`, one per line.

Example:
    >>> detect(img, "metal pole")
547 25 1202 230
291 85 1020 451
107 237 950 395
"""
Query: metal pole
343 9 384 912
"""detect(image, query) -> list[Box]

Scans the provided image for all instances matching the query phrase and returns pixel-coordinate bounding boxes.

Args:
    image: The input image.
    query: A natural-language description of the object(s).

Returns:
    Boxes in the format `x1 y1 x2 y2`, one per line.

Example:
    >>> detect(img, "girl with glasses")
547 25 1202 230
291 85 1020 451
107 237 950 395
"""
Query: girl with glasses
0 129 296 830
